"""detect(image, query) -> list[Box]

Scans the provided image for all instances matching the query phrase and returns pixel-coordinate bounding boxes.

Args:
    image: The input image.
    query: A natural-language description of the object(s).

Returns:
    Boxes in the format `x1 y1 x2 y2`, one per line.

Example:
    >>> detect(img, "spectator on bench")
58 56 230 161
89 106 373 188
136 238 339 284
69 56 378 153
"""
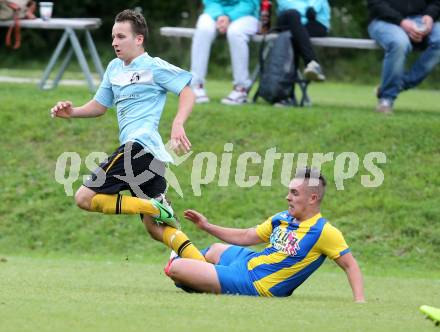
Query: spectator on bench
368 0 440 114
190 0 260 105
276 0 330 84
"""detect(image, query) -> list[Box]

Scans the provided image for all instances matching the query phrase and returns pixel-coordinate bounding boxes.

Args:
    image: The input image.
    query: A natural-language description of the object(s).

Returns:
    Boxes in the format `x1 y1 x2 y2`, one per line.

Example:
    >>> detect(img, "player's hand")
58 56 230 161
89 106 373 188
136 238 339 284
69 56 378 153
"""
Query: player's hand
184 209 209 229
50 101 73 119
170 122 191 154
216 15 230 34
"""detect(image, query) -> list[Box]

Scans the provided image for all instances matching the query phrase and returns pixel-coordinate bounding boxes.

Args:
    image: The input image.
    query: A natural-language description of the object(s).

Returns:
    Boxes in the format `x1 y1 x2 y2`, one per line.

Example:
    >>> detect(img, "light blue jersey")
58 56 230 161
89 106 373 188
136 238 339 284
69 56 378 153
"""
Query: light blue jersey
203 0 260 21
94 53 192 163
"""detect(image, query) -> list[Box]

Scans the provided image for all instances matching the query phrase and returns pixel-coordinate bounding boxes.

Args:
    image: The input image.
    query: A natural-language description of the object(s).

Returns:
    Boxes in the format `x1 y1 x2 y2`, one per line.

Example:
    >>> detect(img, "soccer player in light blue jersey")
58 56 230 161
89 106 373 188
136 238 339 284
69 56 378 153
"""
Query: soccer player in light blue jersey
165 168 365 301
50 9 205 262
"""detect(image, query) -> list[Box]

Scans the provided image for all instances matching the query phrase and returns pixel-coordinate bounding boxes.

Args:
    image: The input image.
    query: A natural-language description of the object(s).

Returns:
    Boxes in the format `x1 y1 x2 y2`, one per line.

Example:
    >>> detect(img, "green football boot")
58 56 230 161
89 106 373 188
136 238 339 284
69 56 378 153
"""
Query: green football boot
420 305 440 326
151 198 180 229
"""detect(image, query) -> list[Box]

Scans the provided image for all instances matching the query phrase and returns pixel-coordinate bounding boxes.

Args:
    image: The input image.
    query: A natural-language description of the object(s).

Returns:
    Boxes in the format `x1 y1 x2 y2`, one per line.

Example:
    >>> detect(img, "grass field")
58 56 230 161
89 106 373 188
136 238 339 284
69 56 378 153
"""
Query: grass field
1 255 439 332
0 79 439 331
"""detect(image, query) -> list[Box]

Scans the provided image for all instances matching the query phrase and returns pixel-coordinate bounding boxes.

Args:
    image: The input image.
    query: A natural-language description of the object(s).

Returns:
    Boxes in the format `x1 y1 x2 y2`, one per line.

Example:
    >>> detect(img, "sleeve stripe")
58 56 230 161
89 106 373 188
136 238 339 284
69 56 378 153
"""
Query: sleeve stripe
339 248 351 256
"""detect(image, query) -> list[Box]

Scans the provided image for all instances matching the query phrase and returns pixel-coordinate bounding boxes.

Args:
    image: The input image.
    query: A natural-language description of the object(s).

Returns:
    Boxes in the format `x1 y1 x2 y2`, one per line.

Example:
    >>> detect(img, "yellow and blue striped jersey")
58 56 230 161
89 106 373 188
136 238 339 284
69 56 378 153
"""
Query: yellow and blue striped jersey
251 211 349 297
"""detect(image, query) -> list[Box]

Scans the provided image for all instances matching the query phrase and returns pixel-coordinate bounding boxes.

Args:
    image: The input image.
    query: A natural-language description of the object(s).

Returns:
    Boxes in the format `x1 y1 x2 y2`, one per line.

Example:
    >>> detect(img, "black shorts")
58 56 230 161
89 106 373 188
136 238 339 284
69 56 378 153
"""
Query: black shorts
84 141 166 199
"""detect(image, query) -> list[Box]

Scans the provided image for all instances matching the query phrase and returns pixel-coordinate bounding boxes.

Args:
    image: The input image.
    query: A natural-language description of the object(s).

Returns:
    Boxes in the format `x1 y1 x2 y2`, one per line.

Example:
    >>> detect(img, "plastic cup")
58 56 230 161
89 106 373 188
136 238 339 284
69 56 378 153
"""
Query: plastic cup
39 2 53 21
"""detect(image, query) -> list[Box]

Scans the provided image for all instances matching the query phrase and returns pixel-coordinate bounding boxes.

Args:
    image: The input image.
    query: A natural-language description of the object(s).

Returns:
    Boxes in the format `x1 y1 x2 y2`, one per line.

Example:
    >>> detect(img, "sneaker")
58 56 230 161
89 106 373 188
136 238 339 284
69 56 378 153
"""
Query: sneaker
159 195 181 229
274 98 297 107
192 84 209 104
151 198 180 229
304 60 326 82
420 305 440 326
157 194 181 229
221 86 248 105
376 98 393 114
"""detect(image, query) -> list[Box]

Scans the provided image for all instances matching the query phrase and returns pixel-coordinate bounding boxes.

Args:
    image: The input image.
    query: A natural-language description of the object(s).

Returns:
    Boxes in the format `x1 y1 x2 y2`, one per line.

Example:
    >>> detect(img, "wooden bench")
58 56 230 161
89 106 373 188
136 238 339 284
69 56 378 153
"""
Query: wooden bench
0 18 104 92
160 27 380 106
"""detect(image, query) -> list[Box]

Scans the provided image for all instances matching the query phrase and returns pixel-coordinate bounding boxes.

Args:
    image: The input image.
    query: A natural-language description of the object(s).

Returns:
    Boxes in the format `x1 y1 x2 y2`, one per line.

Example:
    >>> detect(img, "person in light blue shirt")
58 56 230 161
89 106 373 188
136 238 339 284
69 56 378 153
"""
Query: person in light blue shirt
275 0 331 107
94 53 191 163
191 0 260 105
50 9 207 263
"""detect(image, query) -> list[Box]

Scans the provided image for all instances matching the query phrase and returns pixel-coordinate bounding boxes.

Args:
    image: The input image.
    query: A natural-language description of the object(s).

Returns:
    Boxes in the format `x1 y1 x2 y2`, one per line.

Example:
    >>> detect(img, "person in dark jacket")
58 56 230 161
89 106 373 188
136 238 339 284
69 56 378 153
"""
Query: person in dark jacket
367 0 440 113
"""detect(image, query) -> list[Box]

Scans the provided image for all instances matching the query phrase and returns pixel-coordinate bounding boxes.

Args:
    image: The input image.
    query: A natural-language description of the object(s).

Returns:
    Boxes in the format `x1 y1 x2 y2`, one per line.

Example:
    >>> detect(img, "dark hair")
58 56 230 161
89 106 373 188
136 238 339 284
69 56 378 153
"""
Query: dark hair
295 167 327 187
295 167 327 202
115 9 148 44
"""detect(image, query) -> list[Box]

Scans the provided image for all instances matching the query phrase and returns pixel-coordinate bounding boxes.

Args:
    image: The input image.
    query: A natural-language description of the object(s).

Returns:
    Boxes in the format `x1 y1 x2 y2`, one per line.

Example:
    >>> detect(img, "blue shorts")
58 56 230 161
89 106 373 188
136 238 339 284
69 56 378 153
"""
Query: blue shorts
214 245 259 296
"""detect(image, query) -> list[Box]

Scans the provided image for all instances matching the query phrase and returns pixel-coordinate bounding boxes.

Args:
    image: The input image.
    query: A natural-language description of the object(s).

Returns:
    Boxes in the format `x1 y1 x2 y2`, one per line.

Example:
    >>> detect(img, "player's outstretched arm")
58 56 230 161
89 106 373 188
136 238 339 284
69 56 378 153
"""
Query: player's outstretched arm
335 252 366 303
171 86 195 154
184 209 263 246
50 100 107 119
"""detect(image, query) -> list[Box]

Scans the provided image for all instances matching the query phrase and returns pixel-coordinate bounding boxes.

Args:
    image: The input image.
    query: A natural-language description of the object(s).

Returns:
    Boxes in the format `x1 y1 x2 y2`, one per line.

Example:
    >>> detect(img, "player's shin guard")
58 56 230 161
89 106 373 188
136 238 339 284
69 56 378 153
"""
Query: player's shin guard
162 227 206 262
90 194 159 216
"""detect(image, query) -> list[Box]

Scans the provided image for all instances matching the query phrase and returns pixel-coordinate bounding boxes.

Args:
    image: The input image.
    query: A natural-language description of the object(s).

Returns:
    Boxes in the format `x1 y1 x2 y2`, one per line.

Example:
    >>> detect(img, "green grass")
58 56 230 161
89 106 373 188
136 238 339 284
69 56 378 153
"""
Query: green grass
0 255 439 332
1 79 440 331
1 79 439 268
